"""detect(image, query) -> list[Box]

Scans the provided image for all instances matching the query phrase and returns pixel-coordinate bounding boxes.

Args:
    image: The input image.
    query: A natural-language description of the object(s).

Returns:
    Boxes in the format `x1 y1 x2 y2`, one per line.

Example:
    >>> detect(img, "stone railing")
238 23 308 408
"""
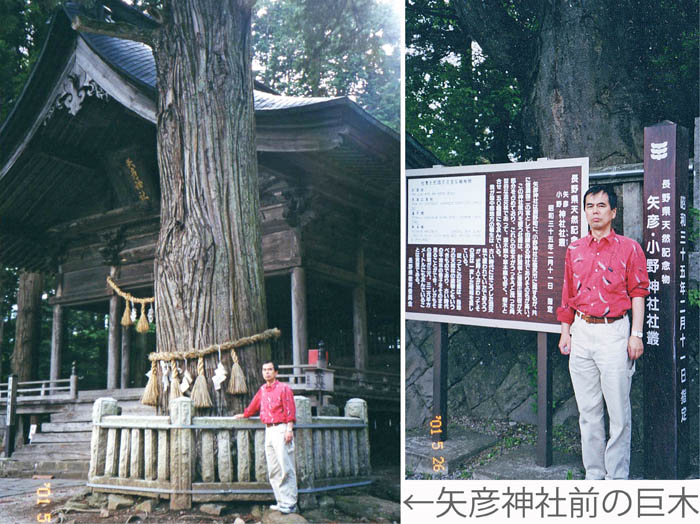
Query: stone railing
86 396 371 509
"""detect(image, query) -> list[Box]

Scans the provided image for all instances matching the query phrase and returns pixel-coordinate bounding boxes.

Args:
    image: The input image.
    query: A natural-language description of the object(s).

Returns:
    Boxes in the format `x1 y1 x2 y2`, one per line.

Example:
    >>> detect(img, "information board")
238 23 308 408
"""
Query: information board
405 158 589 333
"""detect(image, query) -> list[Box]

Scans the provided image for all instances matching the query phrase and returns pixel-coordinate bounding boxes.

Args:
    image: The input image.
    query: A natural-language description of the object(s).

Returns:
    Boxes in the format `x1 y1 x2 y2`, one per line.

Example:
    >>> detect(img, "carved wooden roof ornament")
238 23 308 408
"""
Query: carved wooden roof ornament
45 65 109 122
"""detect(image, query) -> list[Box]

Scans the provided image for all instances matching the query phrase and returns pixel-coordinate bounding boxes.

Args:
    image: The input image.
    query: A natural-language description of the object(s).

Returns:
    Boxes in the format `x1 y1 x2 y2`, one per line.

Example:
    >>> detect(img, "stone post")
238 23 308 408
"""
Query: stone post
295 396 316 509
89 398 118 480
345 398 370 476
169 397 194 510
3 374 17 458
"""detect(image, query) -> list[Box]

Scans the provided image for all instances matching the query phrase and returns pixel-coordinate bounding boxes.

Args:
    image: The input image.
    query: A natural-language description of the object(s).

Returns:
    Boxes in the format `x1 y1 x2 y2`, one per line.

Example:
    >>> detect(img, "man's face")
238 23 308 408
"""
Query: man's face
262 362 277 382
584 191 616 232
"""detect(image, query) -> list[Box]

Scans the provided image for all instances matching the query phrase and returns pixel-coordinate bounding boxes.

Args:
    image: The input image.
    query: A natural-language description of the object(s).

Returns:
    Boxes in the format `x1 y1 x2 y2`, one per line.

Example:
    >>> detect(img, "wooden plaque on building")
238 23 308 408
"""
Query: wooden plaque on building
405 158 589 333
642 121 691 479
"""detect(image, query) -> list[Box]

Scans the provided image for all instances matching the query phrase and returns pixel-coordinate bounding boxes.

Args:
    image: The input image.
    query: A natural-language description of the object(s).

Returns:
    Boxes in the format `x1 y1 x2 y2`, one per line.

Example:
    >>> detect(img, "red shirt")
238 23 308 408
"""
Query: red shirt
556 229 649 324
242 380 296 424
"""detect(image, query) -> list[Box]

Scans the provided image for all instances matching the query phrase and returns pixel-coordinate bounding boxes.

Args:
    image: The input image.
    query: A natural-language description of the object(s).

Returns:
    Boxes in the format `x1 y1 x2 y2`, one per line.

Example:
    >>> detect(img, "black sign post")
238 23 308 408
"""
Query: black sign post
433 323 448 443
642 121 690 479
536 332 552 467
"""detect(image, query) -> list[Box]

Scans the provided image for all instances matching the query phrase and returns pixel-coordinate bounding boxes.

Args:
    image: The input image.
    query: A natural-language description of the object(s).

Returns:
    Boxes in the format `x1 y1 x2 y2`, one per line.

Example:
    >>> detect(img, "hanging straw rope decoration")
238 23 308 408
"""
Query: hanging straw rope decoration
169 361 182 401
227 348 247 394
136 302 150 333
147 328 281 363
141 360 160 406
140 328 281 406
191 356 212 408
121 300 131 327
106 276 155 331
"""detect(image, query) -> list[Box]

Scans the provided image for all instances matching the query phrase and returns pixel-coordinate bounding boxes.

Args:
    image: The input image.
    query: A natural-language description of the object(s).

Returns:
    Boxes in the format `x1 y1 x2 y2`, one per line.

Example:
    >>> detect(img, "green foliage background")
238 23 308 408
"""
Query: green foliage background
407 0 699 166
252 0 400 130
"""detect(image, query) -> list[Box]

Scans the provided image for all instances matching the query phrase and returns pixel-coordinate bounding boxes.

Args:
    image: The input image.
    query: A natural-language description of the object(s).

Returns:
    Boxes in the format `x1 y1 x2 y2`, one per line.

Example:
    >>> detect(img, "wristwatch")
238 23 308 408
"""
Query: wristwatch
631 330 643 338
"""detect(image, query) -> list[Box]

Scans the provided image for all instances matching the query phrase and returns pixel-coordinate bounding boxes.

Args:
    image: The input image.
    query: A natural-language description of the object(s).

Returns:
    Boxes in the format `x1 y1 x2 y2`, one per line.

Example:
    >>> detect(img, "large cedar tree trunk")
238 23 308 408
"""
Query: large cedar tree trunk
11 271 43 382
526 1 642 165
151 1 268 415
455 0 643 166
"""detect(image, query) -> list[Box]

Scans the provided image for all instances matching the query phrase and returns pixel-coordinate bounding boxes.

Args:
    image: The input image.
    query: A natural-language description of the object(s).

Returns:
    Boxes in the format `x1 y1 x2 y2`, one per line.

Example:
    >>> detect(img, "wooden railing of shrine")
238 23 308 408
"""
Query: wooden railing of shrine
86 396 371 509
0 365 82 457
0 363 80 404
278 364 399 401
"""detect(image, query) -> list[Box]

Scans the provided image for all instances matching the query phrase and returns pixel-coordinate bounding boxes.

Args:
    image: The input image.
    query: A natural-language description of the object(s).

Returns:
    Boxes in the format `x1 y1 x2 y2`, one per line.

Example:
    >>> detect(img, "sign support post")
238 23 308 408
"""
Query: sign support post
432 322 448 442
536 332 552 467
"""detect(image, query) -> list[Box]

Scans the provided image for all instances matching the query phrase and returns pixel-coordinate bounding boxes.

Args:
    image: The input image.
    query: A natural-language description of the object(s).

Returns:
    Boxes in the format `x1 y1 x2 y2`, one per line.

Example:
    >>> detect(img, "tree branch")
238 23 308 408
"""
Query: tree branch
453 0 537 82
71 14 155 46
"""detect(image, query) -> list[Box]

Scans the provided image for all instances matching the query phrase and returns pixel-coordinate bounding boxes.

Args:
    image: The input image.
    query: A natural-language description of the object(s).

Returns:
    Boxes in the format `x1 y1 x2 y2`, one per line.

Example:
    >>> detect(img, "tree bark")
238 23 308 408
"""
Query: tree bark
152 0 268 415
455 0 643 166
11 272 43 383
526 1 642 166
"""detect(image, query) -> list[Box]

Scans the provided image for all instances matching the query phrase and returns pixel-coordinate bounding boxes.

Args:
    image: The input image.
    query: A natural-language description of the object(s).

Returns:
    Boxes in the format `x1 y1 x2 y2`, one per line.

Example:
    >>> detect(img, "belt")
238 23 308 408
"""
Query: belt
265 422 285 427
576 310 624 324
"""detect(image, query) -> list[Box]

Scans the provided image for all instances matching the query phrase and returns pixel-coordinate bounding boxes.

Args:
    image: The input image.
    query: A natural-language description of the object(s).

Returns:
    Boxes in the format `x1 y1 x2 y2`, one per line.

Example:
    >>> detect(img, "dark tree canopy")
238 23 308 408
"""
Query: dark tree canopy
407 0 529 165
0 0 58 122
252 0 400 129
408 0 699 167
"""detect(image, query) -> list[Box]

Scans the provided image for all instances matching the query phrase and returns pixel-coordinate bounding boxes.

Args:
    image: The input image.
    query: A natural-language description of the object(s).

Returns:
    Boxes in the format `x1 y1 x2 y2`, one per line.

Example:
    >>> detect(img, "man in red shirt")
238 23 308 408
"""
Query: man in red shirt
234 361 298 513
557 185 649 480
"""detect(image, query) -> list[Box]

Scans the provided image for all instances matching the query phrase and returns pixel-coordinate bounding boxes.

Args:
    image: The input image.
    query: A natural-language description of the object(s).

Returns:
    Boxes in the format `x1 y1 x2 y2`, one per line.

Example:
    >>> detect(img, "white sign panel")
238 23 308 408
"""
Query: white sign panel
407 175 486 245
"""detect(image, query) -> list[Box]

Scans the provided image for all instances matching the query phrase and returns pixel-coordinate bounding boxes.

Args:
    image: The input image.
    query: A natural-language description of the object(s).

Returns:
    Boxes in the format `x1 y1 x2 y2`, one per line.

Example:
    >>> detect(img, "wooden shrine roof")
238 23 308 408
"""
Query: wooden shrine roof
0 3 436 277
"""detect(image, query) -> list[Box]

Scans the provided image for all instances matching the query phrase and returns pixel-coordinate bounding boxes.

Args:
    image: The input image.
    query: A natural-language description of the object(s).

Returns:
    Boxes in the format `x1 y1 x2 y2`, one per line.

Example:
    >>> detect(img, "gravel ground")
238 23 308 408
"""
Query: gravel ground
1 479 400 523
0 485 261 523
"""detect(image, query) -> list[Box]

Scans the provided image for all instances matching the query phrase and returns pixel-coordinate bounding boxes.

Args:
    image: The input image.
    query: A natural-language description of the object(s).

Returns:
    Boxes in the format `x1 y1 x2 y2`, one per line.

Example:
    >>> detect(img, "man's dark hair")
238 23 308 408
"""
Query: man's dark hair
583 184 617 210
262 360 279 372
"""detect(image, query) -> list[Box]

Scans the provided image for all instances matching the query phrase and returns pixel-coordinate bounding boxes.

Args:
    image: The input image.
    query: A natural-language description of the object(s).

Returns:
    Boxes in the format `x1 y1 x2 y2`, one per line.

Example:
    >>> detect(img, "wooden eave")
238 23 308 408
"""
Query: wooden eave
0 4 417 285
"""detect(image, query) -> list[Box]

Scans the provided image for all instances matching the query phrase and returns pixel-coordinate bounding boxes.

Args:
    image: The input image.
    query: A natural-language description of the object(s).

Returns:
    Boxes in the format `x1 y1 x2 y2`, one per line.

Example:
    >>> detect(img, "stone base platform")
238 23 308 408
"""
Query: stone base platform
405 429 498 475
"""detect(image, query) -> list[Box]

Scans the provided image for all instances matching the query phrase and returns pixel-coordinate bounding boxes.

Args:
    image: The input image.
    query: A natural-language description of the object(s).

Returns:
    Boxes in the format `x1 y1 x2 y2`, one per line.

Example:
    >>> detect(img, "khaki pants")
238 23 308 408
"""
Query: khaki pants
265 424 298 510
569 314 634 480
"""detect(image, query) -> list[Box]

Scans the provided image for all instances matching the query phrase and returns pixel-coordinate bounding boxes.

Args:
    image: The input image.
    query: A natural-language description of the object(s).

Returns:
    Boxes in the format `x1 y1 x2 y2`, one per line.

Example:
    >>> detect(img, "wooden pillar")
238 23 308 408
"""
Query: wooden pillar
694 117 699 215
353 247 368 371
107 268 120 390
291 266 307 369
432 322 448 442
0 293 5 383
120 326 131 389
694 117 699 481
50 305 64 389
642 122 690 479
536 332 553 467
11 271 43 383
